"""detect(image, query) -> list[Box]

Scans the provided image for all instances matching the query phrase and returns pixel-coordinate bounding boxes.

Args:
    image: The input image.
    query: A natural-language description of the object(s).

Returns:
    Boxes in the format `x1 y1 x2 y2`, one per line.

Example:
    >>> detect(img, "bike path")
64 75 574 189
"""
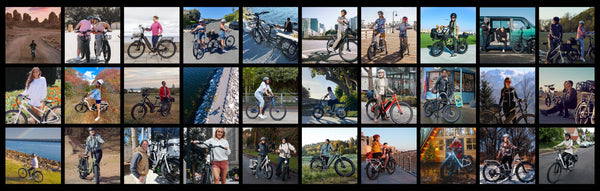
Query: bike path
302 116 357 124
361 102 417 124
360 161 417 184
242 31 298 64
242 109 298 124
302 39 358 64
539 145 594 184
183 22 239 63
420 45 476 63
242 154 299 184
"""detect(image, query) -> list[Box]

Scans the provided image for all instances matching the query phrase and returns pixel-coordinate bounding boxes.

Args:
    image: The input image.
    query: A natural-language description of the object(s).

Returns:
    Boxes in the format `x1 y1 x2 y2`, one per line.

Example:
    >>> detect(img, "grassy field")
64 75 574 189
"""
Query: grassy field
4 80 61 123
540 139 581 152
124 93 180 124
65 92 120 124
301 155 358 184
539 32 595 63
244 150 299 172
420 32 477 48
5 158 61 184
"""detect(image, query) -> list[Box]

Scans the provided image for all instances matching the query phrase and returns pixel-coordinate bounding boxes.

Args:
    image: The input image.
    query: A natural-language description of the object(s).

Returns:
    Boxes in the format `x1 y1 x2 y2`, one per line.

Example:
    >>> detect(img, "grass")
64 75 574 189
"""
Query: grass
539 32 595 63
124 93 180 124
244 149 299 172
540 140 581 152
65 91 120 124
4 80 62 122
301 155 358 184
420 32 477 48
5 158 61 184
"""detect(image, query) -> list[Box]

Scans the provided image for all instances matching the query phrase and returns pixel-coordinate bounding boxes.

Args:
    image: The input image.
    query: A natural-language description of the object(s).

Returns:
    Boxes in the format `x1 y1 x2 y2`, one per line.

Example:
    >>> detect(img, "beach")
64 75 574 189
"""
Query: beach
206 67 239 124
123 42 180 64
5 149 61 172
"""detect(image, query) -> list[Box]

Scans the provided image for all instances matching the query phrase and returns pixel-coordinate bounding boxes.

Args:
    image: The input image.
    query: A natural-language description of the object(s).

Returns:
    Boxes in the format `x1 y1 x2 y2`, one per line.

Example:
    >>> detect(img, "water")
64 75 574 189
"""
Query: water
193 68 224 124
183 67 219 123
248 7 298 26
6 140 61 162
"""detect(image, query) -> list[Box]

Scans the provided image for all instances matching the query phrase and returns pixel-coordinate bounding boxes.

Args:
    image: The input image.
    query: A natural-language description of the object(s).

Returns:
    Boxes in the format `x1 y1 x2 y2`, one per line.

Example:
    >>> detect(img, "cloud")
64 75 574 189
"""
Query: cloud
83 71 96 85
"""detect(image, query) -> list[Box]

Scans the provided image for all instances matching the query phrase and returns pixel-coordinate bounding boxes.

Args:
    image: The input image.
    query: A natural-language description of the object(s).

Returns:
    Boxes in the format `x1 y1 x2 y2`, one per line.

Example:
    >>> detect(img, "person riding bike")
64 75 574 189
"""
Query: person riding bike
75 15 93 61
29 40 37 56
27 153 39 180
191 19 207 52
447 13 459 58
499 77 520 123
255 77 274 119
256 137 269 178
370 11 387 55
331 9 349 52
450 137 463 159
497 134 518 176
371 134 388 169
546 16 563 63
21 67 47 121
324 86 338 114
91 16 112 61
85 127 105 182
145 16 163 57
275 137 297 178
553 132 575 170
86 79 104 122
432 69 452 106
397 16 412 56
320 139 334 166
577 20 591 62
219 19 232 53
373 69 394 123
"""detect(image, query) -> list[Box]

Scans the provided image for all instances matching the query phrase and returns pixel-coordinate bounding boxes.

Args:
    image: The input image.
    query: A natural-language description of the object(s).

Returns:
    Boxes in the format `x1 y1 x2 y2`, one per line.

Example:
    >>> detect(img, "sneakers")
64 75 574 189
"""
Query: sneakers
502 49 505 53
27 177 32 180
581 57 586 62
258 115 267 119
76 56 81 61
95 117 100 121
222 49 228 53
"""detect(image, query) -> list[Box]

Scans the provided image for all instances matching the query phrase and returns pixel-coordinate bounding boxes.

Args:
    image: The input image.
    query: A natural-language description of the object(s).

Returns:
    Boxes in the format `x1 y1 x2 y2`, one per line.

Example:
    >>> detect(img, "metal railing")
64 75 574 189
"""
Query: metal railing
243 93 298 105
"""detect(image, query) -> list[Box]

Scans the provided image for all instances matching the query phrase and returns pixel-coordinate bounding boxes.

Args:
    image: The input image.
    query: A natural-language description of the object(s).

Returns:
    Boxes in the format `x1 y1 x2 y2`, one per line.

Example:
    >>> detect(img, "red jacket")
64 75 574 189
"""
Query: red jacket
450 141 463 159
159 86 170 101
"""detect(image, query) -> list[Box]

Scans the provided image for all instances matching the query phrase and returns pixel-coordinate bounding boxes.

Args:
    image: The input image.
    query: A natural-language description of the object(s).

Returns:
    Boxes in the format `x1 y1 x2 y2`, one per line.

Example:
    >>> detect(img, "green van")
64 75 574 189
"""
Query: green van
479 16 536 53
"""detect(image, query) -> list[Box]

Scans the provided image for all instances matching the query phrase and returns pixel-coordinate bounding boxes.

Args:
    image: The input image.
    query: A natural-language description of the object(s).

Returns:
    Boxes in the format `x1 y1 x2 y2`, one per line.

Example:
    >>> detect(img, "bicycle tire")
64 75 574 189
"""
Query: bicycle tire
334 158 355 177
5 110 28 124
94 164 100 184
309 158 323 171
269 102 287 121
440 159 454 180
480 111 500 124
587 47 594 61
545 96 552 107
127 40 145 58
326 37 335 54
245 104 260 119
442 105 461 123
457 39 468 54
515 113 536 124
430 41 444 57
252 29 262 44
575 105 588 124
192 40 199 58
84 42 91 63
33 171 44 183
365 162 380 180
367 45 376 61
464 155 474 172
482 163 502 182
423 100 434 117
312 107 324 119
386 159 396 174
44 106 61 124
131 103 148 120
225 35 235 48
546 162 561 184
281 39 298 61
74 103 88 113
265 163 273 179
18 168 28 178
103 42 111 63
339 40 358 63
516 161 535 183
365 100 376 120
208 39 219 53
157 40 177 58
390 101 413 124
335 107 347 119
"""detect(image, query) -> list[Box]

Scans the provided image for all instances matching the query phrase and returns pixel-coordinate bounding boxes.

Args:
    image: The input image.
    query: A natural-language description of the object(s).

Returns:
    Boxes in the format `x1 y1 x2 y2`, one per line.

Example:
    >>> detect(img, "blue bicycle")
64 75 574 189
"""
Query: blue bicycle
245 95 287 121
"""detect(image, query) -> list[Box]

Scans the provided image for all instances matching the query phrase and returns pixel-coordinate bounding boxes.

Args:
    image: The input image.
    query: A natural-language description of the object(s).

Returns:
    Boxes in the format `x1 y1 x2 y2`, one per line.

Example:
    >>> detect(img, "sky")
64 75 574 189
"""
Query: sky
6 128 61 139
480 67 535 77
362 128 416 151
71 67 115 85
302 128 357 146
361 7 417 25
480 7 536 25
124 7 180 36
539 67 595 91
184 7 237 19
421 7 476 32
5 7 61 20
302 67 338 99
539 7 592 20
302 7 358 30
124 67 180 89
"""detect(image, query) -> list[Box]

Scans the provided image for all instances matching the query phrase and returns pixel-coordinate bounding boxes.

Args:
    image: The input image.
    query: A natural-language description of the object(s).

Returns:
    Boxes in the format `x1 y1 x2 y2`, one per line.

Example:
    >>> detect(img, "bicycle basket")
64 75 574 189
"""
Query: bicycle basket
132 32 142 38
367 90 374 99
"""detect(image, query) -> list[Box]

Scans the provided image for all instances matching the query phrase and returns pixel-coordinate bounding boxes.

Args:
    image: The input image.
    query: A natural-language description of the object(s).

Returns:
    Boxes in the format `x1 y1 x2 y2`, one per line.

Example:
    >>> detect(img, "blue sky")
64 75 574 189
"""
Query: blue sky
539 7 592 20
480 7 535 24
362 128 416 151
302 7 357 30
480 67 535 76
540 67 595 91
71 67 110 85
302 128 357 146
184 7 237 19
421 7 476 32
124 67 180 89
302 67 338 99
6 128 61 139
361 7 417 25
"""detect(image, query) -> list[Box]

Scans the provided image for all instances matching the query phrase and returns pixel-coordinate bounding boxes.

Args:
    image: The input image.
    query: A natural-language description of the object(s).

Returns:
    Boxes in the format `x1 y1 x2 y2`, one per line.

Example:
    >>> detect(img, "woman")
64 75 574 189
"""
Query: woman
21 67 47 120
397 16 412 56
91 16 112 61
87 79 103 122
450 137 463 159
324 87 338 114
499 77 519 123
448 13 459 58
577 20 590 62
219 19 231 53
191 19 206 52
497 27 508 53
276 137 296 178
145 16 163 56
255 77 273 119
373 69 394 123
192 128 231 184
554 132 575 169
497 134 518 171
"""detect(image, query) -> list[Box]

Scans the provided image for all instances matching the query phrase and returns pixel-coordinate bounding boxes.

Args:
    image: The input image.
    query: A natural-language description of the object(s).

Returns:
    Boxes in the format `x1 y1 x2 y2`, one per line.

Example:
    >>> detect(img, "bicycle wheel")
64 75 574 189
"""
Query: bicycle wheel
252 29 262 44
5 110 27 124
201 169 213 184
334 157 355 177
464 155 474 172
423 100 435 117
192 40 199 57
335 107 347 119
74 103 88 113
365 162 380 180
546 162 561 184
94 164 100 184
33 171 44 183
102 42 111 63
281 164 288 181
157 40 177 58
84 42 91 63
545 96 552 107
309 158 323 171
44 106 61 124
269 102 287 121
339 40 358 63
480 111 500 124
281 39 298 61
442 105 461 123
515 114 536 124
386 159 396 174
264 163 273 179
312 107 324 119
587 47 594 61
575 105 589 124
430 41 444 57
516 161 535 183
245 104 260 119
326 37 335 53
457 39 468 54
208 39 219 53
131 103 148 120
225 35 235 48
18 168 28 178
390 101 413 124
127 40 145 58
367 45 376 61
482 163 502 182
440 160 454 180
365 100 376 120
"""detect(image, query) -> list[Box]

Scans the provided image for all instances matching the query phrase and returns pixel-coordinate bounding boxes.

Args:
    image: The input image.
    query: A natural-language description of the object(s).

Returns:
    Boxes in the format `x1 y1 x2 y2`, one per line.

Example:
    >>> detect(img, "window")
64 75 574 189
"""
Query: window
513 20 526 29
453 72 475 93
466 138 476 151
427 71 441 91
492 20 509 29
438 140 444 151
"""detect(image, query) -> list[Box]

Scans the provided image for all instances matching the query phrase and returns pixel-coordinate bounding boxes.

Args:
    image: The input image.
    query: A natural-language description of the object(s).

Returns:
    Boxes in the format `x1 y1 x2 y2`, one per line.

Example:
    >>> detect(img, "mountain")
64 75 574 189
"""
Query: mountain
480 69 536 114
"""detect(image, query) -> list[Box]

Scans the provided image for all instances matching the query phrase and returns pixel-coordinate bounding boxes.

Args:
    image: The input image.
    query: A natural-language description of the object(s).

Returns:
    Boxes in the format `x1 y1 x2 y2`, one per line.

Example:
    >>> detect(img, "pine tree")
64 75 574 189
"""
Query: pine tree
423 142 437 161
480 76 495 111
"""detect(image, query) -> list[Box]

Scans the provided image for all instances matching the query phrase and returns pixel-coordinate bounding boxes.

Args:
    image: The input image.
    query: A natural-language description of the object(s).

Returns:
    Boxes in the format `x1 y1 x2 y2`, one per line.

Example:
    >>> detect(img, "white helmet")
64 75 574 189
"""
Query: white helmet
221 19 226 22
503 134 509 138
96 79 104 85
579 20 584 24
377 69 386 77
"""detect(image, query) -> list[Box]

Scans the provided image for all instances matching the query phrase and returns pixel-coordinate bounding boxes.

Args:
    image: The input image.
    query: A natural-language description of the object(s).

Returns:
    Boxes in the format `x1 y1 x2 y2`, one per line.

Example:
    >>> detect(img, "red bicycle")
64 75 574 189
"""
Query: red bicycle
364 90 413 124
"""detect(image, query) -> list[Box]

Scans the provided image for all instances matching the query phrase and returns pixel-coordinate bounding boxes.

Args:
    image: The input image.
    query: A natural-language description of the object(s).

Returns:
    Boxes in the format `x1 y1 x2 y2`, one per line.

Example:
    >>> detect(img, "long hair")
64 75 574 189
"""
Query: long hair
214 128 226 139
26 67 42 90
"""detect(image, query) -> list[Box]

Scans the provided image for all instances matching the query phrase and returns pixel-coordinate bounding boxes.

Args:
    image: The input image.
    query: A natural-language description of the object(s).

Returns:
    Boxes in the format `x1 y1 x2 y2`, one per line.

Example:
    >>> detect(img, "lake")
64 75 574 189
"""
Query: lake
183 67 219 123
248 7 299 26
5 140 61 162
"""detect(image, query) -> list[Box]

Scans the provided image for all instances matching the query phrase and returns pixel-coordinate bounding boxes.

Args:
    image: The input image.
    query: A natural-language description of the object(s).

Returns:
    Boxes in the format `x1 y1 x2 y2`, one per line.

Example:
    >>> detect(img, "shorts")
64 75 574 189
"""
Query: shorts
399 33 407 38
373 152 383 158
96 100 102 104
219 31 226 40
212 160 228 171
198 32 205 40
379 32 386 38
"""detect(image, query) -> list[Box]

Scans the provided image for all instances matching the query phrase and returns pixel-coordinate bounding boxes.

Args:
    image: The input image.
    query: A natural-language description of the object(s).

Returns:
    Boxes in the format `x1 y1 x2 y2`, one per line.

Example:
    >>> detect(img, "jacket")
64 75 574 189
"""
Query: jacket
499 86 519 109
159 86 170 101
131 146 149 178
562 88 577 109
257 142 269 156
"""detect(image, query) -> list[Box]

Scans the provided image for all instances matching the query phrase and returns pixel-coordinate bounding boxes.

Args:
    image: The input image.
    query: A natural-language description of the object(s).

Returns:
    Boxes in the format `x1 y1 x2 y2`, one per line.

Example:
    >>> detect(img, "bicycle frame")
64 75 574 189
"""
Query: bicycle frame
12 96 59 124
444 149 470 169
323 152 342 168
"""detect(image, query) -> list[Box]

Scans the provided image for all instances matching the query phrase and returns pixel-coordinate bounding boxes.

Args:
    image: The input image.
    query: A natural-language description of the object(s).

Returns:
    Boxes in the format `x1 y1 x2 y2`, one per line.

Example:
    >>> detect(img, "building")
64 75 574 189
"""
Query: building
421 67 476 105
350 16 358 30
564 128 580 143
420 127 476 162
310 18 319 34
361 67 417 97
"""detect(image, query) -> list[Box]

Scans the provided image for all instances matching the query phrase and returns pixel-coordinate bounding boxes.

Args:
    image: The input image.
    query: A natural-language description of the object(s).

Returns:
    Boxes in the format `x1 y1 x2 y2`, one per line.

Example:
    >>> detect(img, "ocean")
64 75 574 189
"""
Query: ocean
5 140 61 162
249 7 299 26
183 67 220 123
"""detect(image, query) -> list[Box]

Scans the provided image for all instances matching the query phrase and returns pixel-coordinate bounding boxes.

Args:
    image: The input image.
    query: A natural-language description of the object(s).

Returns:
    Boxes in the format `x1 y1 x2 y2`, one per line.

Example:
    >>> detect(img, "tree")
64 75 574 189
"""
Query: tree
479 75 494 111
310 67 357 101
131 128 138 151
540 128 563 144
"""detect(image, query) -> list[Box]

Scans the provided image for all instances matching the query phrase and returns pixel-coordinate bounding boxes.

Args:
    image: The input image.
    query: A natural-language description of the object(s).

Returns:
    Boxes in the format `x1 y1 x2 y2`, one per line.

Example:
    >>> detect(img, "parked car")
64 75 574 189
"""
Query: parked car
229 21 239 30
479 16 536 52
580 141 590 148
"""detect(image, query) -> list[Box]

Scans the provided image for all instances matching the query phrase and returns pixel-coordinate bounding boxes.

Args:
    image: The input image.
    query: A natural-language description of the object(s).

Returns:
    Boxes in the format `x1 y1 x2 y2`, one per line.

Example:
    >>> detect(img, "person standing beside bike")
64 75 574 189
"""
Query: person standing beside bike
497 134 518 175
219 19 231 53
255 77 274 119
499 77 520 123
192 128 231 184
324 87 338 114
91 17 112 61
540 80 577 118
130 140 149 184
373 69 394 123
432 69 452 106
481 17 491 52
275 137 296 178
553 132 575 169
447 13 459 58
75 16 93 61
145 16 163 57
320 139 334 166
397 16 412 56
159 81 172 113
85 127 105 182
370 11 387 55
20 67 47 121
191 19 207 52
450 137 463 159
27 153 39 180
87 79 104 122
546 17 563 63
577 20 591 62
331 9 349 52
256 137 269 178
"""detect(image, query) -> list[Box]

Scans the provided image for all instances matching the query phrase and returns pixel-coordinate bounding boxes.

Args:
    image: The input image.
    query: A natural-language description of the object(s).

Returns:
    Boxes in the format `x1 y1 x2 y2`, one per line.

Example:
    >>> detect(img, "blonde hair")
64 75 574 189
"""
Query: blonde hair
26 67 42 89
214 128 226 139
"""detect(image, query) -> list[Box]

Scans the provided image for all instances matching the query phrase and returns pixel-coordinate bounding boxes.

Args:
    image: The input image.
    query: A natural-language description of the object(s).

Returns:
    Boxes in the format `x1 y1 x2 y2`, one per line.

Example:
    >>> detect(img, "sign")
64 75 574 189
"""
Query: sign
454 92 463 108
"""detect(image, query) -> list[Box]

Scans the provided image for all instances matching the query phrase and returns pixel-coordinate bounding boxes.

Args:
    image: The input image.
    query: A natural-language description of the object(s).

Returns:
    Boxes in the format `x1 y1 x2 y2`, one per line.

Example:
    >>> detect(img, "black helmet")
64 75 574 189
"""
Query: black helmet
88 127 95 131
450 13 457 18
553 17 560 22
565 132 571 139
377 10 383 15
281 137 287 141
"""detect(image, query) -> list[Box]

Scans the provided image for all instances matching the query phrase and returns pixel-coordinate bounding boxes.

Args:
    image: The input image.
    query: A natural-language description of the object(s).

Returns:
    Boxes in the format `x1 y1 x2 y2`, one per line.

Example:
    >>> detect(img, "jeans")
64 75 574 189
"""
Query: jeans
578 38 585 58
254 92 264 107
482 33 489 51
92 150 103 166
95 34 104 57
501 155 513 170
275 157 290 175
256 155 265 175
152 35 159 49
327 99 338 112
547 38 559 61
545 100 575 116
503 104 516 123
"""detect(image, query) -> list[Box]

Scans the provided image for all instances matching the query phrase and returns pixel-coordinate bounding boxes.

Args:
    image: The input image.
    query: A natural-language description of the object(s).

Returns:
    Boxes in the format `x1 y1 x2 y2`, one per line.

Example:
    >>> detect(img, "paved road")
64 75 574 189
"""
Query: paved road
124 171 172 184
360 30 417 64
420 45 476 63
539 102 577 124
6 27 61 63
243 109 298 124
480 51 535 63
420 104 476 124
539 145 595 184
183 22 239 63
361 102 417 124
242 27 298 64
242 155 298 184
361 161 417 184
302 116 357 124
302 39 358 64
207 67 231 124
124 42 180 64
65 30 121 64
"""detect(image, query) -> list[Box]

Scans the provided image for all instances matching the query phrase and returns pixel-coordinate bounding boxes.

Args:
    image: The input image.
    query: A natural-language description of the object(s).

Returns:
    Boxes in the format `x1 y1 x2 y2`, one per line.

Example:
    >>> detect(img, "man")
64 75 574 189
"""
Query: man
497 27 508 53
85 127 105 182
432 69 451 103
256 137 268 178
331 9 348 52
27 153 39 180
130 140 149 184
547 17 562 63
284 17 293 33
320 139 334 166
159 81 172 113
481 17 490 52
275 137 296 178
541 80 577 118
75 16 93 61
370 11 387 55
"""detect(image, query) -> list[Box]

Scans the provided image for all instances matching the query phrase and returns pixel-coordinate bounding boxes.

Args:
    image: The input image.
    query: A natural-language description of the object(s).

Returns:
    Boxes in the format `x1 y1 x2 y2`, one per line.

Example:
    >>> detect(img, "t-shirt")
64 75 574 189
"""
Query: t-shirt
77 20 92 36
375 18 386 33
372 140 381 153
255 81 271 94
398 23 411 36
328 91 337 100
549 23 563 41
337 16 348 33
22 77 47 107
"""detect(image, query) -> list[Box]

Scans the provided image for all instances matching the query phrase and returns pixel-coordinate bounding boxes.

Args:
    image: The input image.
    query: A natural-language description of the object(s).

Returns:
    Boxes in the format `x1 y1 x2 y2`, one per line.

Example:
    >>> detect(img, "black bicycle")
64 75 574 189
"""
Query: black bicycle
309 148 355 177
429 26 468 57
192 141 225 184
247 11 298 61
94 30 112 64
326 27 358 63
76 29 92 63
423 92 461 123
18 164 44 183
127 25 177 59
131 89 174 120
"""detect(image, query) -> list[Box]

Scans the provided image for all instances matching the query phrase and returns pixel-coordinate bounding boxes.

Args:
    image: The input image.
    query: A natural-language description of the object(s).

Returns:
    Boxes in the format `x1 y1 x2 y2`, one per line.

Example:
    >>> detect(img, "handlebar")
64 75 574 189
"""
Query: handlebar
193 141 225 149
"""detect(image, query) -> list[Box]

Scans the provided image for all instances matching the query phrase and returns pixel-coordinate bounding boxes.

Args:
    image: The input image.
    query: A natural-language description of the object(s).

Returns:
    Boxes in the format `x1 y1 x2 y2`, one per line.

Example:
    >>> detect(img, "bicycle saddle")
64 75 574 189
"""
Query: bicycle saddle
155 96 161 99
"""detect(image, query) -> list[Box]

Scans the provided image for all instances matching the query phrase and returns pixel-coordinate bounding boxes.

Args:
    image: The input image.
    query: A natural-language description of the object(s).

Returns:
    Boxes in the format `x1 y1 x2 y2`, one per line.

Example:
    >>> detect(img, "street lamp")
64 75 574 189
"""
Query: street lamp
391 11 398 33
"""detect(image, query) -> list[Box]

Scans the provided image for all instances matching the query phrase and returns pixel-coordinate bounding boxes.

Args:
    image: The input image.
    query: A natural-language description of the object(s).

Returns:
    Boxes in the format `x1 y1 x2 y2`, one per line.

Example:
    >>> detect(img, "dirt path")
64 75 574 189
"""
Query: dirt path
5 27 61 63
64 135 121 184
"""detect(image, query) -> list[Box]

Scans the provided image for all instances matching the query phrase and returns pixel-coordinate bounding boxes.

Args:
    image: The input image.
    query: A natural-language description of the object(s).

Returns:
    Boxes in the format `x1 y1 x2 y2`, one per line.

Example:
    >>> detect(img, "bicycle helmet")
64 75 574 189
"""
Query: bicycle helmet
373 134 380 139
579 20 584 24
261 137 266 141
450 13 457 18
32 153 36 156
403 16 408 21
199 18 204 23
503 134 510 138
263 77 269 81
221 19 226 22
95 17 101 22
88 127 95 131
281 137 287 141
87 15 94 20
565 132 571 139
96 79 104 85
553 17 560 22
377 11 383 15
341 9 347 14
378 69 386 76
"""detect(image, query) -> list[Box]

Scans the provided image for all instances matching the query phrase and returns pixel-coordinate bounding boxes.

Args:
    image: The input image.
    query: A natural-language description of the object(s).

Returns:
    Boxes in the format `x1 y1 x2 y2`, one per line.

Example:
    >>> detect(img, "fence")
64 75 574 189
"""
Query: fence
243 93 298 106
391 150 417 175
